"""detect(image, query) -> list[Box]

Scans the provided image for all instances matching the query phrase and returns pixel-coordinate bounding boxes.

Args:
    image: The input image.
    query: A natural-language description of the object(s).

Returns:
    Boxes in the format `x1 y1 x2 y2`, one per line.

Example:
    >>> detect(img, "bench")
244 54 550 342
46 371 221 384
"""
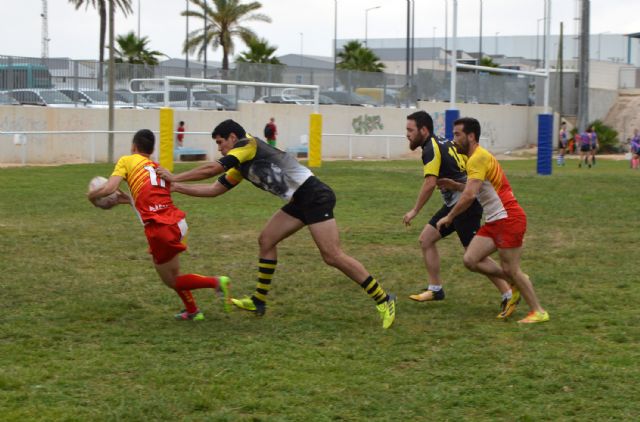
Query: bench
174 147 207 162
286 145 308 158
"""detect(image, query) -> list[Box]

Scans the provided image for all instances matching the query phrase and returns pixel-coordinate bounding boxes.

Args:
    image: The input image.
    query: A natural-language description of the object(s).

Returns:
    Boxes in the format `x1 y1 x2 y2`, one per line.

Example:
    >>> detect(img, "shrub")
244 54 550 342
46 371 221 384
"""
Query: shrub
591 120 620 153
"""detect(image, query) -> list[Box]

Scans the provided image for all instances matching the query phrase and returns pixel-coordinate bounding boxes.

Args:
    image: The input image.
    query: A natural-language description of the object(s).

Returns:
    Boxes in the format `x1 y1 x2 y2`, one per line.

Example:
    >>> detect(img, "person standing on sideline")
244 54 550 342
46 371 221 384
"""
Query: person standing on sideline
157 119 397 329
630 129 640 169
88 129 231 321
588 125 599 166
177 121 185 148
436 117 549 324
403 111 516 317
557 121 569 166
264 117 277 148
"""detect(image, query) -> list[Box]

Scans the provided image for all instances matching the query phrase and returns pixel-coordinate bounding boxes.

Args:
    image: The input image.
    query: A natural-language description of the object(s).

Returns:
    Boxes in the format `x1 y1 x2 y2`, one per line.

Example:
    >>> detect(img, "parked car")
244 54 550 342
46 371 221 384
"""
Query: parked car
320 91 377 107
299 94 337 105
142 90 224 110
5 89 76 107
256 94 314 105
0 92 20 105
58 89 134 109
113 89 154 107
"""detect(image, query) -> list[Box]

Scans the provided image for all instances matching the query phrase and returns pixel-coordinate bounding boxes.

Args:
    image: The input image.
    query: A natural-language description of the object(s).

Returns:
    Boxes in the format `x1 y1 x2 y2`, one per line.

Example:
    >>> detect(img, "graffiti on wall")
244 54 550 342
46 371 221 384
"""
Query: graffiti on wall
433 111 446 138
352 115 384 135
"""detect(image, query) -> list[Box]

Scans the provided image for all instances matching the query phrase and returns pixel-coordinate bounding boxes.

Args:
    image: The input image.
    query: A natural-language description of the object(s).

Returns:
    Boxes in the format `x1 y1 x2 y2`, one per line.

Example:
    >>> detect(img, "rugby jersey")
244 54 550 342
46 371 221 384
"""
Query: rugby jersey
466 146 524 222
421 135 468 207
218 135 313 200
112 153 185 224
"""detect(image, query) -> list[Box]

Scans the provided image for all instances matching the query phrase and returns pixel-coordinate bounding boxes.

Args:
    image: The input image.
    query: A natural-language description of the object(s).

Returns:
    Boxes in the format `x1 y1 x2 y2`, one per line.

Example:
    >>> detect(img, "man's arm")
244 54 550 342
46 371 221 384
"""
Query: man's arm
435 178 483 230
173 180 231 198
87 175 123 200
157 161 224 183
436 178 465 192
403 175 437 226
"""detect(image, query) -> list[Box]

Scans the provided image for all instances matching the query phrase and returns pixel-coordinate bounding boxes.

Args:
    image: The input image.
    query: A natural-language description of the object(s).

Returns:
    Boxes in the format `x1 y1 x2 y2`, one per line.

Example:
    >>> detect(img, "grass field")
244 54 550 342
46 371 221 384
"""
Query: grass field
1 158 638 421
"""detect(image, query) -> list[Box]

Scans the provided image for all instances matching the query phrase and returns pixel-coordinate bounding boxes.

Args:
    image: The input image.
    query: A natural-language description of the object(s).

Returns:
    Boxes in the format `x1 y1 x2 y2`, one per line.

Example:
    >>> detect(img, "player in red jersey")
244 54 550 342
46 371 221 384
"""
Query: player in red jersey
87 129 230 321
436 118 549 324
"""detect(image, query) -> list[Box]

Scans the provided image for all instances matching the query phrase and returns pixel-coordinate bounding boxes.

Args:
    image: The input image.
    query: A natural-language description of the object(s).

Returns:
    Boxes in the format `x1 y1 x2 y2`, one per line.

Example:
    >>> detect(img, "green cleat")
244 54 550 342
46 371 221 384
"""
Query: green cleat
376 294 397 329
217 276 232 313
231 296 266 316
174 309 204 321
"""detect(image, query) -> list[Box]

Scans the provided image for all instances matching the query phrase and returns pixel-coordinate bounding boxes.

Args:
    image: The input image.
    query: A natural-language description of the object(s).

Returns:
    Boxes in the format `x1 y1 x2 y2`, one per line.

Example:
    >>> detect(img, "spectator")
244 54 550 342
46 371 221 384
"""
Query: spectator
264 117 277 148
177 121 185 148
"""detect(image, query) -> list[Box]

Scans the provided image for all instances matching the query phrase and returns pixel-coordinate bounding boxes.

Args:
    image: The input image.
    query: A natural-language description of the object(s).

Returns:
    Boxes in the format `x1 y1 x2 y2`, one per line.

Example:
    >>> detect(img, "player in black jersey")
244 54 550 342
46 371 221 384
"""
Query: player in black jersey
402 111 515 314
158 119 397 329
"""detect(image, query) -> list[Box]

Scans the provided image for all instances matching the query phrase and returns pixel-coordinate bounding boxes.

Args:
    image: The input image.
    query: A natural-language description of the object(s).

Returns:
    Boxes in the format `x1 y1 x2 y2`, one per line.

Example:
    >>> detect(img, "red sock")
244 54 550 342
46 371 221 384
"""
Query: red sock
175 273 220 290
175 289 198 313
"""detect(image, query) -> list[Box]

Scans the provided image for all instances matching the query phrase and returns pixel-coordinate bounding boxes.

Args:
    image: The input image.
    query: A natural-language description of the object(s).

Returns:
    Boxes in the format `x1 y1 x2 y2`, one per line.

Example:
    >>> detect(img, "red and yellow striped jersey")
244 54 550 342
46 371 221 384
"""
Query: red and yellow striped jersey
466 146 524 222
112 154 185 224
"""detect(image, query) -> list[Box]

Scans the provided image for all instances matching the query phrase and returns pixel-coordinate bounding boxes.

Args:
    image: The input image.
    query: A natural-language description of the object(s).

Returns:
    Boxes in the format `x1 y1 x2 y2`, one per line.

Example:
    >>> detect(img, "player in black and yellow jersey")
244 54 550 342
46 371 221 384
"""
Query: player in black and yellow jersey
402 111 515 314
157 119 397 329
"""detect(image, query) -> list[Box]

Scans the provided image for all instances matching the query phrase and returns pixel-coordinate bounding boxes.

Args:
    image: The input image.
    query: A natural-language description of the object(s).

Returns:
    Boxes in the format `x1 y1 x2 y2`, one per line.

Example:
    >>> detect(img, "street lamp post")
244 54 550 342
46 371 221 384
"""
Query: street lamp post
444 0 448 73
299 32 303 66
495 31 500 54
137 0 141 39
432 26 437 71
203 0 207 78
536 17 544 68
185 0 189 77
334 0 337 89
478 0 482 65
365 6 381 47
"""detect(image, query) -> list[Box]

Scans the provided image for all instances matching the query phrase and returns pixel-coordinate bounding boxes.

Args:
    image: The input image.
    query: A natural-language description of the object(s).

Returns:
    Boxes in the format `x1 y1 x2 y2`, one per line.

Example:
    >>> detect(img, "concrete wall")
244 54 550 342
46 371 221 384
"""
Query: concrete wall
0 101 546 164
417 101 547 152
589 88 619 123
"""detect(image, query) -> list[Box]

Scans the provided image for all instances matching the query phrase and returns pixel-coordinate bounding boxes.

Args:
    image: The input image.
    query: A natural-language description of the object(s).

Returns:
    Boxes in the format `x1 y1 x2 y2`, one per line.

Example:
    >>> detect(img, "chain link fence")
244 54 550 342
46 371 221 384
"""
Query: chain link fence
1 54 541 109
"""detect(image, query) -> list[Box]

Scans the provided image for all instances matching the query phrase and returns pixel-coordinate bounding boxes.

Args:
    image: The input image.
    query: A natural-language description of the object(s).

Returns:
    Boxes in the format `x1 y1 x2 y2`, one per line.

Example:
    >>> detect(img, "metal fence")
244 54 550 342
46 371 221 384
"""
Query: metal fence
1 54 537 109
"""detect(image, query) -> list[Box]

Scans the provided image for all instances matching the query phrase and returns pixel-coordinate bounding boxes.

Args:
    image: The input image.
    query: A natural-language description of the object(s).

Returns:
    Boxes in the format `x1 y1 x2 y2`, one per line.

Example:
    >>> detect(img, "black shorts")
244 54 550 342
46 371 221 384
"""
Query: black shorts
282 176 336 225
580 144 592 152
428 200 483 247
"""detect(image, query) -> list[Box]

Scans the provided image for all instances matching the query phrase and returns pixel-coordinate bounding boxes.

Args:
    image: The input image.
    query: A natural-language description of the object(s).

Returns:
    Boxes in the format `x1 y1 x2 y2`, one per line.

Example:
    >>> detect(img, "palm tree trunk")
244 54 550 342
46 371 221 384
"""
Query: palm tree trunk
98 1 107 90
221 46 230 93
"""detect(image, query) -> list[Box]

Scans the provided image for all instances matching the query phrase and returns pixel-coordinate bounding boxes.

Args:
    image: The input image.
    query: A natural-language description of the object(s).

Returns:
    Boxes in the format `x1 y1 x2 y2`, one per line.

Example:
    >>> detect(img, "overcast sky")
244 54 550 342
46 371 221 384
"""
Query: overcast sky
1 0 637 62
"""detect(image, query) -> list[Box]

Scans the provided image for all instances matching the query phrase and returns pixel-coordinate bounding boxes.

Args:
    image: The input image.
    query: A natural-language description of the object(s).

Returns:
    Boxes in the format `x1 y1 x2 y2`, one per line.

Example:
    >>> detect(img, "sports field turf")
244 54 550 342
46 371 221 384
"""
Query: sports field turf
1 158 638 420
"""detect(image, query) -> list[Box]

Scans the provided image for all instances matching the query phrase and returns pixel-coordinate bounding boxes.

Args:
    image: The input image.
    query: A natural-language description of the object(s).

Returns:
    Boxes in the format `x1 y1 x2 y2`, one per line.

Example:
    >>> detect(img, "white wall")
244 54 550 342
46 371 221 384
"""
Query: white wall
0 101 545 164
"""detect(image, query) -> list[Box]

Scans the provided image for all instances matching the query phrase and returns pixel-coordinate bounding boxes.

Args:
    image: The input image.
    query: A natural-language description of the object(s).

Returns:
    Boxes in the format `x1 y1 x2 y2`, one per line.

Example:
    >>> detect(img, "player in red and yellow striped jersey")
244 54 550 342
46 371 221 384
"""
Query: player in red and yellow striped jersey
87 129 231 321
436 118 549 324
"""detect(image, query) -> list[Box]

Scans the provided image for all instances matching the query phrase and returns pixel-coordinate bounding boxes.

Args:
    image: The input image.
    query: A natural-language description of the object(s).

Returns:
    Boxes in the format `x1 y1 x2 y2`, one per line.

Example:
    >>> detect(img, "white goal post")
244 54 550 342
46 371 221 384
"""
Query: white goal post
128 76 324 170
129 76 321 113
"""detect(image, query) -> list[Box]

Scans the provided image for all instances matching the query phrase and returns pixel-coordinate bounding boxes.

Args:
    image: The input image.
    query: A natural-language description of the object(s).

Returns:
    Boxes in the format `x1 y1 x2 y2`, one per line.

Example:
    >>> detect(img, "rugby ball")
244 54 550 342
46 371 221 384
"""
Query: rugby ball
89 176 119 209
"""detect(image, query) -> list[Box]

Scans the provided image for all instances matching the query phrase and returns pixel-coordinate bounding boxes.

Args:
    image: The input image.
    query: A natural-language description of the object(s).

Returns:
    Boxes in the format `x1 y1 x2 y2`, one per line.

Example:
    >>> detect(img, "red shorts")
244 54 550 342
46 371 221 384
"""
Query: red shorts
477 213 527 249
144 218 188 264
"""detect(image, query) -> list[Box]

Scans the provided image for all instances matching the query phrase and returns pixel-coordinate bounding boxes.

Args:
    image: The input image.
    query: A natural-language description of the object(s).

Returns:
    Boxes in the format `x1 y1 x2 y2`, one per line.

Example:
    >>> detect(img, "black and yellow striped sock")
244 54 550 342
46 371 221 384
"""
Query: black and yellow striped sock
360 276 388 305
252 258 277 305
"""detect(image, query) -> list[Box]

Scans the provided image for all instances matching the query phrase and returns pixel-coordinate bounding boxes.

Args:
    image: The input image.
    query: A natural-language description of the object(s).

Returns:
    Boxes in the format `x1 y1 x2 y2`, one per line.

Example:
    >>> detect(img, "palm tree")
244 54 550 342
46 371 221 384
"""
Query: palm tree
68 0 133 89
337 40 385 72
236 37 280 65
236 37 282 99
114 31 165 65
182 0 271 72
